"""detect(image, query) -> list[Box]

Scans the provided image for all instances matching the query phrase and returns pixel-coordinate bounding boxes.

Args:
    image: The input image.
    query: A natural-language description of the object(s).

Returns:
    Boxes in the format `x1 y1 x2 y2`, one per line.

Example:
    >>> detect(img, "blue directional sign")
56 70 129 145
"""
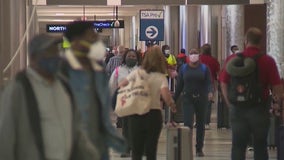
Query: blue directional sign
140 10 164 41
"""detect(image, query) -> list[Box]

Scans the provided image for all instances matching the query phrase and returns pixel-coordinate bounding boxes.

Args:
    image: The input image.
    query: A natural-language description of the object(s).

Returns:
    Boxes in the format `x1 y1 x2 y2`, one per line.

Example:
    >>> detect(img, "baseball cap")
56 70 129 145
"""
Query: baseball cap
29 34 62 56
180 48 186 53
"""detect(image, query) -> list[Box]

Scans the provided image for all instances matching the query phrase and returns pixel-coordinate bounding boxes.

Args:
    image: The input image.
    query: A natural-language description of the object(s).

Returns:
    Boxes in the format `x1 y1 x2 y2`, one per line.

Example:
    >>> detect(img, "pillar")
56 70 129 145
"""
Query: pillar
200 5 212 46
0 0 37 86
164 6 179 55
224 5 244 57
179 5 199 54
267 0 284 77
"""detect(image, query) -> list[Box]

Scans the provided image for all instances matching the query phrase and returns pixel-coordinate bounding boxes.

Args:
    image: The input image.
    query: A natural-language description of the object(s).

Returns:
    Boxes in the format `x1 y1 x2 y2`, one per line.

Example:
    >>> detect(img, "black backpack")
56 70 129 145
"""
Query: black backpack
226 53 263 104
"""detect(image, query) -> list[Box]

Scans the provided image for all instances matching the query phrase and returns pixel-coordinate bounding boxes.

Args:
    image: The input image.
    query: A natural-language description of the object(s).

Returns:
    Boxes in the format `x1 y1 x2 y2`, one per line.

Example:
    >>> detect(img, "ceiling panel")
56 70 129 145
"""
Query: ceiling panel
36 5 163 22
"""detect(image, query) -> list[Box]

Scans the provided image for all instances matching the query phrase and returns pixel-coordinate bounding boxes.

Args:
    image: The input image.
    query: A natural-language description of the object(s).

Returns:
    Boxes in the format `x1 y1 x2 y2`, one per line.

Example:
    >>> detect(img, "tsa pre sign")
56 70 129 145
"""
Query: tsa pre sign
140 10 164 41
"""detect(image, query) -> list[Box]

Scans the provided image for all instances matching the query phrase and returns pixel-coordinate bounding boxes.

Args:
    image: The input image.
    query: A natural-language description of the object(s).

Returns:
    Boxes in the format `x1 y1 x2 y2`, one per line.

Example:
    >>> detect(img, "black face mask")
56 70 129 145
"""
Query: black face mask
125 58 137 67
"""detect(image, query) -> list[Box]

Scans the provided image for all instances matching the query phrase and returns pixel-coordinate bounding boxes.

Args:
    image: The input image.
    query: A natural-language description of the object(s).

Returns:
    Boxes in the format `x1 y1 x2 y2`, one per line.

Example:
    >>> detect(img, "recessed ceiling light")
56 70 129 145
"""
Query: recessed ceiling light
55 13 65 16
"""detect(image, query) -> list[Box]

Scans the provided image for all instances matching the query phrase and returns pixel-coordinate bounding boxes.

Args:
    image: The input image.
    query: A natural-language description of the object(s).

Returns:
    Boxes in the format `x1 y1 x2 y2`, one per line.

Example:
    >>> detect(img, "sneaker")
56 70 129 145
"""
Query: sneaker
196 151 205 157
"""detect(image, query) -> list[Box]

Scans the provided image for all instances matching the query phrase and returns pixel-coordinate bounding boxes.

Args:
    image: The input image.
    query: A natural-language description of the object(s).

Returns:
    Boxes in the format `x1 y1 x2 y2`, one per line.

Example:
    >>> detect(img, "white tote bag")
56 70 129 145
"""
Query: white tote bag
114 69 151 117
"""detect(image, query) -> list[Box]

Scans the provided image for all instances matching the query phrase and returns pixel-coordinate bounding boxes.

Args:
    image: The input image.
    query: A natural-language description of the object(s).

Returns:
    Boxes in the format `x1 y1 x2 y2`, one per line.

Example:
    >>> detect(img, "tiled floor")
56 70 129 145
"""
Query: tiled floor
110 123 277 160
110 99 278 160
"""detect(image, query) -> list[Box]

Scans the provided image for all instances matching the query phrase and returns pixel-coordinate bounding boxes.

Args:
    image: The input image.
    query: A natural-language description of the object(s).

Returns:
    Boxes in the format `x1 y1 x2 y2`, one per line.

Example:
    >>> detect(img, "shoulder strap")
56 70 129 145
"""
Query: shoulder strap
252 53 263 60
201 63 207 73
236 52 263 60
115 66 119 78
181 64 188 76
15 71 45 159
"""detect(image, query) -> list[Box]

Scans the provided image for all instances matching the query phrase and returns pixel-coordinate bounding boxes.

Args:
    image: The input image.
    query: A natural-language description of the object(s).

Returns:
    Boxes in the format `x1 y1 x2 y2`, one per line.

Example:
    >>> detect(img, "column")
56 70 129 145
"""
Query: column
0 0 37 86
179 5 199 53
112 28 120 46
179 6 187 51
223 5 244 56
200 5 211 46
164 6 179 55
267 0 284 77
131 16 136 49
164 6 171 47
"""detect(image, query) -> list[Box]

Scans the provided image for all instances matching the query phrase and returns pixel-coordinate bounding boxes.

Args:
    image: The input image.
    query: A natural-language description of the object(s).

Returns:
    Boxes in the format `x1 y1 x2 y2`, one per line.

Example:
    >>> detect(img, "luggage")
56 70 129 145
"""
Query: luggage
267 116 278 149
167 126 193 160
278 125 284 160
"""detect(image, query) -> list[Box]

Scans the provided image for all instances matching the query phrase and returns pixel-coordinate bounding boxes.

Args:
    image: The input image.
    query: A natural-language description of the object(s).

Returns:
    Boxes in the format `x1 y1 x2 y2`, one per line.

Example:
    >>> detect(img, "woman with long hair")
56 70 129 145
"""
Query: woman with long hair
119 45 176 160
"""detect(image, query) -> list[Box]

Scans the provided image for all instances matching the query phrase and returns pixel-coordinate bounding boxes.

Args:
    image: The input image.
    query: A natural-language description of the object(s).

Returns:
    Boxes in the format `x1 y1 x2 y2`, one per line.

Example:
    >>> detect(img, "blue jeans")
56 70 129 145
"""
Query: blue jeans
183 94 208 151
230 102 270 160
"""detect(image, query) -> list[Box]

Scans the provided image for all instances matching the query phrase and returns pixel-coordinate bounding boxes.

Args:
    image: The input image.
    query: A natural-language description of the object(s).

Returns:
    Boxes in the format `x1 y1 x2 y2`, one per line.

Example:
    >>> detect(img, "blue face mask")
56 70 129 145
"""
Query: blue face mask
38 57 61 74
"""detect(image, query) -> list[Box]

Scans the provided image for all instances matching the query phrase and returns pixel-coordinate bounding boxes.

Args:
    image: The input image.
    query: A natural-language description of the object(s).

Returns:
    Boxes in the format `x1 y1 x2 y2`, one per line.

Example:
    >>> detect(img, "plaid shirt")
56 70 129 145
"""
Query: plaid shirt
106 55 123 75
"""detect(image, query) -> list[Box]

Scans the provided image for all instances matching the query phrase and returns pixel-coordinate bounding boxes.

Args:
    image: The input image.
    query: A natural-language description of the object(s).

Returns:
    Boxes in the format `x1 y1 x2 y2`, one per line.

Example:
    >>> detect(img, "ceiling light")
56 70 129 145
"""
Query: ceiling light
55 13 65 16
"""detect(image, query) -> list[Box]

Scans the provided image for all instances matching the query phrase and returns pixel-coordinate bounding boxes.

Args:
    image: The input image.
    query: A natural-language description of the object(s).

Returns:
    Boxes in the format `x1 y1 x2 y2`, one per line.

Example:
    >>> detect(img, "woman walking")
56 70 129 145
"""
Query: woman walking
119 46 176 160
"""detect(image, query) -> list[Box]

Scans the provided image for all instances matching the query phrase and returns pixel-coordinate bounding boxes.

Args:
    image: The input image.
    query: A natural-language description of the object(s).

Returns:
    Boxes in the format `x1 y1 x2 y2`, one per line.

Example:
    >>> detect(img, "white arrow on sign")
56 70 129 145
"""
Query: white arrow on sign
145 26 158 39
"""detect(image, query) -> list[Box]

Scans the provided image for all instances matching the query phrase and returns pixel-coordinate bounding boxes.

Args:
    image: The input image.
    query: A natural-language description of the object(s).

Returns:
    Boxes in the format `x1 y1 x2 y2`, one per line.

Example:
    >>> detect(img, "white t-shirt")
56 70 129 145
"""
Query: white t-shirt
126 69 168 110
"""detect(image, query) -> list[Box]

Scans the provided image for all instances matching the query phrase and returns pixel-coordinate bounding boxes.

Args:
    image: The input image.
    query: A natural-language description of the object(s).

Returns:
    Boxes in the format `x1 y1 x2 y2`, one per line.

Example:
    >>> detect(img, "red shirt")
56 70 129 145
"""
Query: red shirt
199 54 220 81
219 46 281 99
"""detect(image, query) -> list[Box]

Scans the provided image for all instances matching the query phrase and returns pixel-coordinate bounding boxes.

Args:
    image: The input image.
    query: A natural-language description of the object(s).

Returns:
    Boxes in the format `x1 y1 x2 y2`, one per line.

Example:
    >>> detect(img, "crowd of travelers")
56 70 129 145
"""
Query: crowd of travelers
0 20 283 160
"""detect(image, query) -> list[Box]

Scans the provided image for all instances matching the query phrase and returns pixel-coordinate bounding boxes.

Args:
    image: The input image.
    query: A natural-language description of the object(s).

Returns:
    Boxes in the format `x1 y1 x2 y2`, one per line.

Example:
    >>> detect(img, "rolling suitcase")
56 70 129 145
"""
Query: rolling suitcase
267 115 277 149
167 126 193 160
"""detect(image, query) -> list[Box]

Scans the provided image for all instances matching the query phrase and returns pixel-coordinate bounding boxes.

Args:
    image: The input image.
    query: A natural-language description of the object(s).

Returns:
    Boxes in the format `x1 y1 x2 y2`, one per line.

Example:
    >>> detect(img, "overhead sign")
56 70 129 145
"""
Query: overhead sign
94 20 124 28
46 20 124 33
140 10 164 41
46 24 67 33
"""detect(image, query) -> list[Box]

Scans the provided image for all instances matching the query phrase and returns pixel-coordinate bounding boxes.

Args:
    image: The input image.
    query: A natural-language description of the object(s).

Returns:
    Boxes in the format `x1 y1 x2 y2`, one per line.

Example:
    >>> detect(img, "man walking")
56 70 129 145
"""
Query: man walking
219 27 283 160
0 34 99 160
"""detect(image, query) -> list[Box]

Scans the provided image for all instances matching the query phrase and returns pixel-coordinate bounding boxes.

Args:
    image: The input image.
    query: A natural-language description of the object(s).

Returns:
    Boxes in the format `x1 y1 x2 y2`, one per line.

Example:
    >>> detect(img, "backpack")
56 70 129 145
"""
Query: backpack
226 53 263 104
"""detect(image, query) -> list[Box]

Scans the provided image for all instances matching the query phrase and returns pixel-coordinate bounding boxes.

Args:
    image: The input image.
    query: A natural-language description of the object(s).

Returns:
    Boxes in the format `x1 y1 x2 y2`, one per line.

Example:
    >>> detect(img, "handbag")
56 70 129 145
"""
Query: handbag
114 69 151 117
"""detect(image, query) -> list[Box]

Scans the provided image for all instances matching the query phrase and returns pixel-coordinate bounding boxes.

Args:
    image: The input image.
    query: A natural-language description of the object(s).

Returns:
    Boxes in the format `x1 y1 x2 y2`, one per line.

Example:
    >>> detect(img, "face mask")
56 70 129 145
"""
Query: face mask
189 54 199 63
233 50 239 54
38 57 61 74
87 41 106 61
164 50 170 55
125 58 137 67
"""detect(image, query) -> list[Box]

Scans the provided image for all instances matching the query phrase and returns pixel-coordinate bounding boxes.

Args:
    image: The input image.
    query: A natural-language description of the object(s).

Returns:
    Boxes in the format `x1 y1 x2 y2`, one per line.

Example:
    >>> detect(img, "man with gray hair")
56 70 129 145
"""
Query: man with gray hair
0 34 99 160
106 45 125 76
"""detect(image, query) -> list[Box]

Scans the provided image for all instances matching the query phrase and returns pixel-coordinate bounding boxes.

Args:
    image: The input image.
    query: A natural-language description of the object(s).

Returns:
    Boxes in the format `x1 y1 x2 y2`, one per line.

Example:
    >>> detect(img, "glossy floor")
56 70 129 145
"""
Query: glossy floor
110 123 277 160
